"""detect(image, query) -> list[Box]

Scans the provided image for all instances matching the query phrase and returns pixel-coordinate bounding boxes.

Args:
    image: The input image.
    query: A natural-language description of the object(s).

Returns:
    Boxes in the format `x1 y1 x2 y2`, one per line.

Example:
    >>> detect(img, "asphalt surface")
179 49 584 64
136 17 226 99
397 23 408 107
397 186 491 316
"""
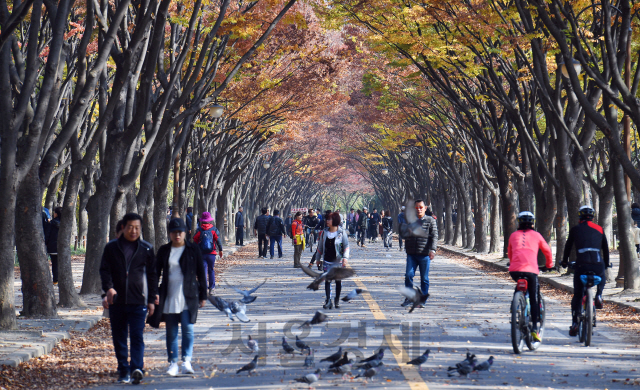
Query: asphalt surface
94 238 640 390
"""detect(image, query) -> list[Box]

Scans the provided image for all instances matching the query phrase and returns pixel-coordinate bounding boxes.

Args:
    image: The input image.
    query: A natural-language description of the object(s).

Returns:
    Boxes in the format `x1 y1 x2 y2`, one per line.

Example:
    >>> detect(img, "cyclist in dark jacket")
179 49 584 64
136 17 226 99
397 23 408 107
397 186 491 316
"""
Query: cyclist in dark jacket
254 208 272 259
266 210 287 259
400 200 438 308
562 205 610 337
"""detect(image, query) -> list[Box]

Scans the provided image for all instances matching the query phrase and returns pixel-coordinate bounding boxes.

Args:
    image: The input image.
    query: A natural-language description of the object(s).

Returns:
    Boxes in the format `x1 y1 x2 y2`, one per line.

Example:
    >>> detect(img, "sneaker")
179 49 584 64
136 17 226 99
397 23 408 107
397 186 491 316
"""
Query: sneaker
53 281 58 285
131 369 143 385
270 256 274 259
182 361 195 375
208 288 214 295
117 373 131 383
167 362 179 376
401 298 412 307
595 295 603 309
308 262 314 268
531 327 542 342
569 323 579 337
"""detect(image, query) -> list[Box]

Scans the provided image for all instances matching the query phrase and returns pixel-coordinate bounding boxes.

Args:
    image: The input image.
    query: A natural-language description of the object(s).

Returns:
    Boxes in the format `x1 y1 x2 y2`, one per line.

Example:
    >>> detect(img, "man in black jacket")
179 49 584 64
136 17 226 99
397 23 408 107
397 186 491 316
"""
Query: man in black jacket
254 207 272 258
235 207 244 246
400 200 438 309
266 209 287 259
45 207 62 285
100 213 158 384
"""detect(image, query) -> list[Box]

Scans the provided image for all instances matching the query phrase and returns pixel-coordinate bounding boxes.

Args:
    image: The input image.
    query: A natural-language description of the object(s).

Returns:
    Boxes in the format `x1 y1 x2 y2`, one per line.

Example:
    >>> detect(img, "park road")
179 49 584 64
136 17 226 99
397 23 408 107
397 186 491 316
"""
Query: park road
95 238 640 390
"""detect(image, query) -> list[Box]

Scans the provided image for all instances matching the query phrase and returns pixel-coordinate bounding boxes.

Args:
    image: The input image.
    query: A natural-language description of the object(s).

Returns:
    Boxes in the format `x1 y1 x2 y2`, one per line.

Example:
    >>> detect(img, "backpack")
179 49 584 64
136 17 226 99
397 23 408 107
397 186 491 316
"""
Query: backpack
198 227 214 253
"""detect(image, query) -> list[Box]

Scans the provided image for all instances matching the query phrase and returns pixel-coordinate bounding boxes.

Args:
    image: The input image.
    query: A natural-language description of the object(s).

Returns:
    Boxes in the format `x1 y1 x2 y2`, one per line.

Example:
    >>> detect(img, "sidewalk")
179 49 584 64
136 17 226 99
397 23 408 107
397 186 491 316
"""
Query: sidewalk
440 242 640 313
0 241 253 367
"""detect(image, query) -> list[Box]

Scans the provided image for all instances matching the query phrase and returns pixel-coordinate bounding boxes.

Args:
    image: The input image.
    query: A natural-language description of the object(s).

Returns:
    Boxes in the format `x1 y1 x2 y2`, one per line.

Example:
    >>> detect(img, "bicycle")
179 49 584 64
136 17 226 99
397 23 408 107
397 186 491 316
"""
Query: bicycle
304 226 315 253
571 262 602 347
510 271 546 354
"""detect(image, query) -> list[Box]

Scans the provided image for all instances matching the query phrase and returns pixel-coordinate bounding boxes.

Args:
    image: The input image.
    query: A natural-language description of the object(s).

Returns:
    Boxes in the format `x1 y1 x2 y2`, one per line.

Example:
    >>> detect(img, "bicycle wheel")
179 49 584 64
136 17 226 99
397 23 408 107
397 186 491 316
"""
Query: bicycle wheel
511 292 526 354
584 288 593 347
528 295 545 351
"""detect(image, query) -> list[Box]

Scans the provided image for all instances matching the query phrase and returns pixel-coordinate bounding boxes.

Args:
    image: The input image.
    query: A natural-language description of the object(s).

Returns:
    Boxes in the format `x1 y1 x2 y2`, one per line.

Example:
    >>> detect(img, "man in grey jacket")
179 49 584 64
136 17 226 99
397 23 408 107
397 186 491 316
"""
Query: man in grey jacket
235 207 244 246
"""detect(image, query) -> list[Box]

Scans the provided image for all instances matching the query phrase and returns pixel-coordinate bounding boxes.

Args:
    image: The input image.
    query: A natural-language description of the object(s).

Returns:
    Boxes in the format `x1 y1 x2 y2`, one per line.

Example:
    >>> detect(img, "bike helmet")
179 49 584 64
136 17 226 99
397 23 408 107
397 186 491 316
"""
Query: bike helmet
517 211 535 227
578 205 595 221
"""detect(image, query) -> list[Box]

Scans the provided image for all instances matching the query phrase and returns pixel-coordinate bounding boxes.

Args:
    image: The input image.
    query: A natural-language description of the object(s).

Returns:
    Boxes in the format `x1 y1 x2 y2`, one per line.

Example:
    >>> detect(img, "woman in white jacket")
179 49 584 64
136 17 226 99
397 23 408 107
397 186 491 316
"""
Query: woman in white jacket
316 212 350 309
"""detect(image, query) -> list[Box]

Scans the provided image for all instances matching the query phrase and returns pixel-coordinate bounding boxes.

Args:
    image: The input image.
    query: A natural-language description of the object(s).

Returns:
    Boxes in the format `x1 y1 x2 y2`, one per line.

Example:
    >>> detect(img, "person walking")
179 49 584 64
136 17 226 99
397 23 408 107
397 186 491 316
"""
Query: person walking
185 207 194 242
285 213 293 237
316 212 350 310
291 212 305 268
357 207 368 247
266 209 287 259
193 212 223 295
397 206 406 251
370 208 381 243
100 213 157 385
254 207 271 259
235 207 245 246
381 210 393 250
399 200 438 309
149 218 207 376
45 207 62 285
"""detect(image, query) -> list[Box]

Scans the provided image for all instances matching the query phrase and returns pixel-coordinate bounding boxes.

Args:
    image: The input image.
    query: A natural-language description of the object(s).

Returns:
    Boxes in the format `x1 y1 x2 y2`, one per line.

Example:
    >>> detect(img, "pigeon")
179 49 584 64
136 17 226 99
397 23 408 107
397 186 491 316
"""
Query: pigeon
406 349 430 370
397 286 429 313
236 355 258 375
448 353 477 371
356 359 384 370
360 347 385 363
402 199 429 238
341 288 366 302
355 367 378 379
303 350 314 367
246 335 259 353
208 295 234 321
225 278 267 304
329 352 351 369
328 362 353 375
320 347 342 363
448 361 475 377
474 356 494 372
294 369 321 384
230 301 250 322
300 263 356 291
296 335 310 352
300 311 328 328
282 337 298 355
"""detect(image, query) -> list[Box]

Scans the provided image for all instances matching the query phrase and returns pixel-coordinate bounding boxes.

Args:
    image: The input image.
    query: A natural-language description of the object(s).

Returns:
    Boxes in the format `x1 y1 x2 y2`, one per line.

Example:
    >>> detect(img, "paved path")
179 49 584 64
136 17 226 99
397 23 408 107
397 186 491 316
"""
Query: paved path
96 238 640 389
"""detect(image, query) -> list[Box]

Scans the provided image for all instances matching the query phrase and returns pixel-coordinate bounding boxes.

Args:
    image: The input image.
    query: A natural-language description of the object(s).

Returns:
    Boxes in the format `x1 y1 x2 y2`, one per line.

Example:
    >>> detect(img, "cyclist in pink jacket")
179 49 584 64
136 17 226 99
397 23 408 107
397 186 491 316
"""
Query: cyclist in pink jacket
507 211 553 342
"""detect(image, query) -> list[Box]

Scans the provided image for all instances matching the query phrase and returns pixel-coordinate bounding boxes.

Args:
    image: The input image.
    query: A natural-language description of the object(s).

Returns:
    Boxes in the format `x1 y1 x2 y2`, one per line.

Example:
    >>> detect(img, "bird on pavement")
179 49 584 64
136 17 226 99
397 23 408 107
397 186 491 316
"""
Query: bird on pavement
406 349 430 370
355 367 378 379
303 350 314 367
296 335 310 352
225 278 267 304
207 296 234 321
246 335 259 353
448 353 477 371
474 356 494 372
294 369 321 384
300 263 356 291
329 352 351 369
236 355 258 375
320 347 342 363
360 347 385 363
341 288 366 302
397 286 429 313
300 311 328 328
282 337 298 355
356 359 384 370
328 362 353 377
448 361 475 377
230 301 250 322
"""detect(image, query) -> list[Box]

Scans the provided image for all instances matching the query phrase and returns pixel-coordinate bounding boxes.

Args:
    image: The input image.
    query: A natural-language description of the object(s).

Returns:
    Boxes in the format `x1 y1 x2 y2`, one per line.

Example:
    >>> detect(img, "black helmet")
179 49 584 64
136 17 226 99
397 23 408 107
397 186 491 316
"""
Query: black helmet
517 211 535 226
578 206 595 220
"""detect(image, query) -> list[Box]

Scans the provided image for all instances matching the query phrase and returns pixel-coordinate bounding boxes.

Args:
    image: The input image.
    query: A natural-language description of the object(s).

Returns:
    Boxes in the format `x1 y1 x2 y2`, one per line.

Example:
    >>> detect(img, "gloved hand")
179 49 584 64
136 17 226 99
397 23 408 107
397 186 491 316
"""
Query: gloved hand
561 261 568 268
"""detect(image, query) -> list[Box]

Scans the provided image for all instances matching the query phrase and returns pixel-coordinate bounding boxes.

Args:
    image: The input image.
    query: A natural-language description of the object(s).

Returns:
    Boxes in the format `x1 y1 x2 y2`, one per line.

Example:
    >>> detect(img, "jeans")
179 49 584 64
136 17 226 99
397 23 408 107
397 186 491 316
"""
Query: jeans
165 310 194 363
109 304 147 376
236 227 244 245
258 234 268 257
572 264 606 319
270 235 283 258
49 254 58 283
203 254 216 289
405 254 431 297
509 271 540 326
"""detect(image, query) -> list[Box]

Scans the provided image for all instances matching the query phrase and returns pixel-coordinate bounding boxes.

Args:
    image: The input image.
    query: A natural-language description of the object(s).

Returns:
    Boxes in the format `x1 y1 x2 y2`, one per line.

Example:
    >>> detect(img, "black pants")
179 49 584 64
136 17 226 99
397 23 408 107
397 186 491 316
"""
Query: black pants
49 254 58 283
509 272 540 326
572 264 606 318
257 234 268 257
236 227 244 245
398 234 403 249
357 229 365 245
325 280 342 301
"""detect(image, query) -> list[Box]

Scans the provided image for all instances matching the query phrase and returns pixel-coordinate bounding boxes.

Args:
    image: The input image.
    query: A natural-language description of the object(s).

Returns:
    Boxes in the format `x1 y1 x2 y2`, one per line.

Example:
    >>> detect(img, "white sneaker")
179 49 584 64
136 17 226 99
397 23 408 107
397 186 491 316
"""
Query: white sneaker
167 362 179 376
182 361 195 375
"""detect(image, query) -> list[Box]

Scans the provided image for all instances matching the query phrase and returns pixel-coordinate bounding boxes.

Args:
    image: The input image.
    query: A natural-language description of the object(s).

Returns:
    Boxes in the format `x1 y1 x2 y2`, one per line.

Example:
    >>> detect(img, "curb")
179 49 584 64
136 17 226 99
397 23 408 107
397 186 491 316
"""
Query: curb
440 245 640 313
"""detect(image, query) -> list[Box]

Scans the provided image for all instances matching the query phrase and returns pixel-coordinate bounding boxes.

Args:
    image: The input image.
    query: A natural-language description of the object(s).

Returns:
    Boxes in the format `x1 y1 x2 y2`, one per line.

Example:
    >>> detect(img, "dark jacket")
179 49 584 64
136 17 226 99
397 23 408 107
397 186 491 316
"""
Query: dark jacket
563 221 610 267
382 216 393 231
267 216 286 236
45 217 60 254
235 211 244 227
100 237 158 306
401 215 438 255
185 212 194 232
255 214 271 235
149 241 207 327
358 212 368 229
632 208 640 224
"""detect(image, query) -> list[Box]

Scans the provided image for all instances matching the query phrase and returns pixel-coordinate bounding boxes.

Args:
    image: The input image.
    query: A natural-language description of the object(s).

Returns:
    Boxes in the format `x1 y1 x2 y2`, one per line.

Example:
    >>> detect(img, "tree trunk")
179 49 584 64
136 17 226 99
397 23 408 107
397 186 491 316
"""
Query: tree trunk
489 190 500 253
15 164 57 318
555 181 567 268
0 179 18 329
443 183 453 245
612 156 640 289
